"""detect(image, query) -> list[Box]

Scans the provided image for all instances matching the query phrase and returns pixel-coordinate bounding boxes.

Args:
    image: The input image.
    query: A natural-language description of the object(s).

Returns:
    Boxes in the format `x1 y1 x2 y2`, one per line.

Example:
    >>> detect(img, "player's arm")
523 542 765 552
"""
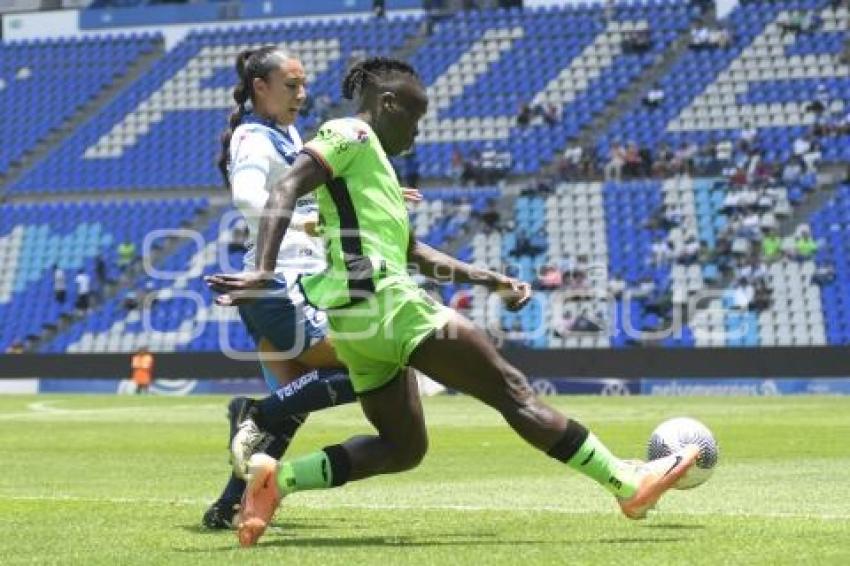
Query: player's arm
407 232 531 312
206 153 328 302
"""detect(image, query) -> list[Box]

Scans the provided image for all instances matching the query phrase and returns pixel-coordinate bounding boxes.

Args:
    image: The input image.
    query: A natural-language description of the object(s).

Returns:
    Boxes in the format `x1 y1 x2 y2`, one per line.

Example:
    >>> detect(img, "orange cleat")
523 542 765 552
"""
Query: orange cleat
618 444 699 520
236 454 282 547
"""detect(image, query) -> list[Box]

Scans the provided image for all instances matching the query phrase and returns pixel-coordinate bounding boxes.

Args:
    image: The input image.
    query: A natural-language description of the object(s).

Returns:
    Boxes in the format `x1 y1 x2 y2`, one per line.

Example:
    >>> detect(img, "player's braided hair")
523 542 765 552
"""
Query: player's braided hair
217 46 289 186
341 56 419 103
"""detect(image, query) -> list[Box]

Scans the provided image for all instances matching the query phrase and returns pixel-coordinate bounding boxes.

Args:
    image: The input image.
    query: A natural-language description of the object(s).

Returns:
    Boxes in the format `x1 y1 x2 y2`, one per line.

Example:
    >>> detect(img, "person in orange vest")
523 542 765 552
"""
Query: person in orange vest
131 347 154 394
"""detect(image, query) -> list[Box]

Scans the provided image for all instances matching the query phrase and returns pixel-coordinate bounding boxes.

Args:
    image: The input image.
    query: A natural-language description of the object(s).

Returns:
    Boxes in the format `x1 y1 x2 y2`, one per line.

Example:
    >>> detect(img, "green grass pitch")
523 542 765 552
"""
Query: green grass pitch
1 394 849 565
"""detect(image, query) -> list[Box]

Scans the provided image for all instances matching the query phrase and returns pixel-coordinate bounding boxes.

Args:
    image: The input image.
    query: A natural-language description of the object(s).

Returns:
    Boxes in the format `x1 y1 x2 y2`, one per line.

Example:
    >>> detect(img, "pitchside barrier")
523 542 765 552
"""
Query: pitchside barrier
2 346 850 380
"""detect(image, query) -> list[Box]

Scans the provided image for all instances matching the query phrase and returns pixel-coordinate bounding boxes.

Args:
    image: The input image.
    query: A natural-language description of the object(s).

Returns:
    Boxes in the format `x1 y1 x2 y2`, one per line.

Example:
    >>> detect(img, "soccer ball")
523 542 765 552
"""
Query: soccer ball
647 417 718 489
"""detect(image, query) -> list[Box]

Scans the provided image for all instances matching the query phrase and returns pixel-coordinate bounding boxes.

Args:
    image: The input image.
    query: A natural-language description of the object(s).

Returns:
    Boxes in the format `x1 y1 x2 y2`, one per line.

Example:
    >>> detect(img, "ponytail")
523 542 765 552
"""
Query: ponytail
218 46 289 187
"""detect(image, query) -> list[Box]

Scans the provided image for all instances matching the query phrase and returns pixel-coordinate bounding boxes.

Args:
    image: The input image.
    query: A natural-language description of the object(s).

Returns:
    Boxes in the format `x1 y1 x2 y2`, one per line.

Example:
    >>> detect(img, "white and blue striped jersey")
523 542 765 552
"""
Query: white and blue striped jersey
228 118 325 287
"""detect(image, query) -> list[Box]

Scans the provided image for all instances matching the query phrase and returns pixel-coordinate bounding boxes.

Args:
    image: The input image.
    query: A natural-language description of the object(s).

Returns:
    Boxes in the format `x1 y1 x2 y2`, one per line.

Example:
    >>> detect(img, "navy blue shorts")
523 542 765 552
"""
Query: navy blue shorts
236 277 327 360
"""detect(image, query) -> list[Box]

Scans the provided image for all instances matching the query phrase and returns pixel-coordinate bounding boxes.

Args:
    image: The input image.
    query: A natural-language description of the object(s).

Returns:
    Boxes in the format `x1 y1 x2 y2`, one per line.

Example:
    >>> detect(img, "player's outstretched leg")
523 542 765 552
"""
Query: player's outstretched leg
407 311 698 519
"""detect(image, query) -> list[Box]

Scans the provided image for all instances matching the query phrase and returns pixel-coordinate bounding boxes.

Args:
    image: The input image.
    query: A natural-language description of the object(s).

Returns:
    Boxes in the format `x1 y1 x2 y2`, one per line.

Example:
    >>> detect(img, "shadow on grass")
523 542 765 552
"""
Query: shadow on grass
646 523 706 531
181 519 331 536
596 536 687 544
257 535 551 549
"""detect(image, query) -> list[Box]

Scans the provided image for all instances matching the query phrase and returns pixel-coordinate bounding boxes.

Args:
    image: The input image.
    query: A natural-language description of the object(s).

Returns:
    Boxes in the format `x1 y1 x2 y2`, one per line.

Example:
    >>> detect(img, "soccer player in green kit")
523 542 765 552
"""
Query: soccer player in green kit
206 57 699 547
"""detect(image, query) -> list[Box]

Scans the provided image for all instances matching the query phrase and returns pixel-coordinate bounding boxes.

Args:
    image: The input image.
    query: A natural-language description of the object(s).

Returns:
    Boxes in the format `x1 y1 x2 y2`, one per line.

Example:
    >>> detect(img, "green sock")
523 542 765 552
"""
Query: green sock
277 451 333 496
566 432 640 499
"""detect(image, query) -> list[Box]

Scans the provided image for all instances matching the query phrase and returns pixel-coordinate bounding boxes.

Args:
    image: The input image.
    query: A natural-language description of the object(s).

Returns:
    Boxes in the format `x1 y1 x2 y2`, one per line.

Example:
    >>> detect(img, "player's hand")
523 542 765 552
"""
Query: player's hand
303 218 319 237
497 277 532 312
402 187 423 203
204 271 275 306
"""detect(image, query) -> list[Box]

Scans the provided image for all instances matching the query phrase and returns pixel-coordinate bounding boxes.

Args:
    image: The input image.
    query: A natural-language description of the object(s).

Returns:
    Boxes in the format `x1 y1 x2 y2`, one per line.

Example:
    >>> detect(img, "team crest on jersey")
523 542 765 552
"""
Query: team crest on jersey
317 121 370 153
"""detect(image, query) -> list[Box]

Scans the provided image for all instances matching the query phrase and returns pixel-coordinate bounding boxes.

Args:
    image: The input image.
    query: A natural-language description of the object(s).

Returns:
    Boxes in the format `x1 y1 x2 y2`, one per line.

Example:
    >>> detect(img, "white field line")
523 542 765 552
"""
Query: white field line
0 494 848 522
0 401 222 420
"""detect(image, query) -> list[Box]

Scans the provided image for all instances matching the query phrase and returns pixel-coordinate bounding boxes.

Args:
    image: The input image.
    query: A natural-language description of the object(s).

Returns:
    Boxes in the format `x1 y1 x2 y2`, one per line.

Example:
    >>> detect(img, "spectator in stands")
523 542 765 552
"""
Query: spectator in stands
372 0 386 18
461 149 482 185
678 236 700 265
95 255 109 290
123 288 140 311
117 240 136 273
651 239 669 266
535 265 563 291
644 281 673 318
715 138 733 168
130 347 154 394
539 103 560 127
663 204 683 229
608 273 627 299
75 269 91 312
693 142 717 175
671 141 697 176
812 262 836 286
559 144 583 180
623 142 642 178
52 264 66 304
802 134 822 173
739 122 758 151
689 23 711 49
638 145 653 177
731 277 754 310
574 254 590 281
478 142 512 183
782 158 804 186
559 254 576 285
806 84 830 115
623 27 652 53
713 25 733 49
6 341 24 354
652 143 674 177
450 147 465 181
604 142 625 182
751 279 772 311
516 102 532 128
480 202 501 232
793 226 819 260
779 11 803 34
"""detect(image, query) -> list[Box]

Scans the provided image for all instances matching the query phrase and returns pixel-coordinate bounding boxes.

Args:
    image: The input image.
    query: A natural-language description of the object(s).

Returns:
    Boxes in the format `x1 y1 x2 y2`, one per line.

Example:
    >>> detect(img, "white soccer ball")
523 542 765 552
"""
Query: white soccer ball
647 417 718 489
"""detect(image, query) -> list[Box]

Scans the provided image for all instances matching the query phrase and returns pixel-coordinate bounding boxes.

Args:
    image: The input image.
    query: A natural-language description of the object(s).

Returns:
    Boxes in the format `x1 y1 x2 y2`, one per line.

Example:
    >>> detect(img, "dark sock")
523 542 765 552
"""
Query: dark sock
217 473 246 505
216 408 294 506
256 369 355 435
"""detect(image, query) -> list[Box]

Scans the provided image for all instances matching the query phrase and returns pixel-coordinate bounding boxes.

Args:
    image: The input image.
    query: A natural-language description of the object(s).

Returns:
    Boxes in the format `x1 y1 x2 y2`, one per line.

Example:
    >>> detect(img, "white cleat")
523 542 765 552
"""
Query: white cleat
231 417 274 480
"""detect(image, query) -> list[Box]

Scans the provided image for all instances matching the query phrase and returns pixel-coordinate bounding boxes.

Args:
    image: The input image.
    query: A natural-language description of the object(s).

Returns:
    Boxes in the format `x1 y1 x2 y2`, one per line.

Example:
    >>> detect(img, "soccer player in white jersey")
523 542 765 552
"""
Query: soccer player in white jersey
203 46 425 528
203 46 357 529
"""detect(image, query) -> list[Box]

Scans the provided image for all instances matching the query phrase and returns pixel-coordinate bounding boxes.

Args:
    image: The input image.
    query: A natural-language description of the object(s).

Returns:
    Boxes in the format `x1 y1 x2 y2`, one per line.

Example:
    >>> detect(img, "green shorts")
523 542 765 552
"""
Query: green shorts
327 277 453 394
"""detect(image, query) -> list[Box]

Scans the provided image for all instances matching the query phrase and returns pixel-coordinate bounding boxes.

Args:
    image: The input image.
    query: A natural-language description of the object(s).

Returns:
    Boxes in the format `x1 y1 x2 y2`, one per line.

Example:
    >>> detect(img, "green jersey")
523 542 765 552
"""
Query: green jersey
299 118 410 309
